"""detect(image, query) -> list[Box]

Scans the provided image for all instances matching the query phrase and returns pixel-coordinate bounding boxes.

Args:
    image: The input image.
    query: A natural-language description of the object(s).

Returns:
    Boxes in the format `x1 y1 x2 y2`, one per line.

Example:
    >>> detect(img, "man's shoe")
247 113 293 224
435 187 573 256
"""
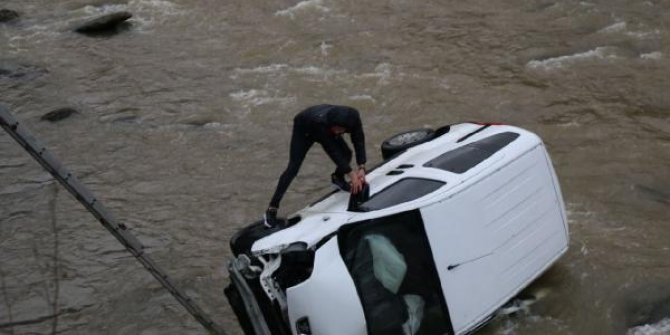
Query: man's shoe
331 173 351 192
264 208 279 228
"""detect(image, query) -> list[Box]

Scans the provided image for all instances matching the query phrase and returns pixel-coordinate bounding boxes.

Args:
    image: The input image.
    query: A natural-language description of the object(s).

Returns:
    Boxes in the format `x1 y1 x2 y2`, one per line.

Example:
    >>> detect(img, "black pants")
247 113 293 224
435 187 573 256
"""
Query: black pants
269 121 352 208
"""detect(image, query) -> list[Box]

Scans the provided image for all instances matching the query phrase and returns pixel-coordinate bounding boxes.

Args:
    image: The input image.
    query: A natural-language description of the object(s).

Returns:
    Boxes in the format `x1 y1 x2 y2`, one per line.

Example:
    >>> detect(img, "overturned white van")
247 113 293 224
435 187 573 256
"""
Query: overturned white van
225 122 569 335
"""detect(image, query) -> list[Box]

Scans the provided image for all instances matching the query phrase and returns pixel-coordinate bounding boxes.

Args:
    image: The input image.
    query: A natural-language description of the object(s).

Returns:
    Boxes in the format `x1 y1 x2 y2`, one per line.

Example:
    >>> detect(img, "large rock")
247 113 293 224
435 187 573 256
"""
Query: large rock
41 108 78 122
0 62 48 80
73 11 132 34
0 9 20 22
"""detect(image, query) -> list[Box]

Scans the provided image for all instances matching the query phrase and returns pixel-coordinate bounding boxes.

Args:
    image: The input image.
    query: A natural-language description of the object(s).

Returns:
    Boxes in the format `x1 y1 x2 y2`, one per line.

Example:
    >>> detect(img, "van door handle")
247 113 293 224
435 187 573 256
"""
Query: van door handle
447 252 493 271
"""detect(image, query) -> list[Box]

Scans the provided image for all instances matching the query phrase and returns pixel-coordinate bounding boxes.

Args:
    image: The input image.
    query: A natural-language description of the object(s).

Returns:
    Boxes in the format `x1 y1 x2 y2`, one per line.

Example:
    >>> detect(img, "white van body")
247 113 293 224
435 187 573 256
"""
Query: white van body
226 123 569 335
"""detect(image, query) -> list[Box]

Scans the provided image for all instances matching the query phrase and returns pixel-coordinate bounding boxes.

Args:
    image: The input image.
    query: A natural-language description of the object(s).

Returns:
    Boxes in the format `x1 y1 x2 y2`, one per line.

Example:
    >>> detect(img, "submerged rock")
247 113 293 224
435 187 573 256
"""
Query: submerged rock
0 9 20 23
0 62 48 80
612 283 670 334
179 115 218 127
41 108 78 122
74 11 132 35
634 184 670 205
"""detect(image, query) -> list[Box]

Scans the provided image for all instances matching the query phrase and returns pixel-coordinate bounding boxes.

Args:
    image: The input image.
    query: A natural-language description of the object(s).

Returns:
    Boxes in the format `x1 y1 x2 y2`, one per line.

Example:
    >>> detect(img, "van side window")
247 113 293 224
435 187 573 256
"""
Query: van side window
339 210 453 335
424 132 520 174
359 178 445 211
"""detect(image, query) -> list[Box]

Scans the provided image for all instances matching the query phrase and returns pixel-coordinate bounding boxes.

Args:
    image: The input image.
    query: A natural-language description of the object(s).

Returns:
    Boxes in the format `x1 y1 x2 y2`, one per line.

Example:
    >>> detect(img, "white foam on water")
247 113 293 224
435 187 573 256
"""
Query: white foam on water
597 21 660 40
356 63 393 85
294 65 346 76
320 41 332 56
438 79 451 90
497 288 551 316
641 52 663 60
294 65 324 75
627 318 670 335
557 119 581 128
230 89 266 102
229 89 296 107
275 0 330 19
598 21 627 34
626 29 661 39
348 95 376 103
126 0 181 17
3 24 61 55
203 122 228 130
526 47 617 70
231 64 347 80
580 244 589 255
82 0 180 17
233 64 289 76
83 3 127 15
374 63 392 83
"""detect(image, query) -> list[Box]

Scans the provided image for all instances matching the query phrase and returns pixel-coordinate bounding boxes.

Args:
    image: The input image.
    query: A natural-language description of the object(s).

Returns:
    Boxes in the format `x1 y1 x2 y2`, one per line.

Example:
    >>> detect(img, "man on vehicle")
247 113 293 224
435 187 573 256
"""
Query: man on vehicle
265 104 367 228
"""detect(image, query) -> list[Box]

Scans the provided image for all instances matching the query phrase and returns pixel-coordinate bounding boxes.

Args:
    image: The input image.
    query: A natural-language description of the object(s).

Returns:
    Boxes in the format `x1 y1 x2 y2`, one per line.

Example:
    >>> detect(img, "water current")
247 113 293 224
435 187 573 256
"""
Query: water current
1 0 669 334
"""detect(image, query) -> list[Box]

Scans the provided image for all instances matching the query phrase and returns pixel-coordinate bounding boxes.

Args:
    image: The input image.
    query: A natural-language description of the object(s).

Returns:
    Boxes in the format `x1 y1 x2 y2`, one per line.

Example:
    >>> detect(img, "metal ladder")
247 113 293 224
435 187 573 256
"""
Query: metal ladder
0 105 227 335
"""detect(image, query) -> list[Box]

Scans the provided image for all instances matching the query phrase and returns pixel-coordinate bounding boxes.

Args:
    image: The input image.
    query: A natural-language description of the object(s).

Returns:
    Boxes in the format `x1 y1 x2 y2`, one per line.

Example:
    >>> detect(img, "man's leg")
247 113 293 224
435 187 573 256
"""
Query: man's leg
268 124 313 210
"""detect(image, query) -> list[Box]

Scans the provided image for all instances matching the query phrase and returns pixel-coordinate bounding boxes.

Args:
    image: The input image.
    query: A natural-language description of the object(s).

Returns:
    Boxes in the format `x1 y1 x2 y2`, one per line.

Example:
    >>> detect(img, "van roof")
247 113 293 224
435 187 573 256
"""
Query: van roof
251 123 544 253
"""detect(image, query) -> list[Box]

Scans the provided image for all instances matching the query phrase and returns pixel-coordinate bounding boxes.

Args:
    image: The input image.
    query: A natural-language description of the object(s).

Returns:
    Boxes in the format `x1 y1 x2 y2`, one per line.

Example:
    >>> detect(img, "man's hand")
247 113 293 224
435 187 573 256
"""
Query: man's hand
349 170 362 194
356 166 366 184
349 167 366 194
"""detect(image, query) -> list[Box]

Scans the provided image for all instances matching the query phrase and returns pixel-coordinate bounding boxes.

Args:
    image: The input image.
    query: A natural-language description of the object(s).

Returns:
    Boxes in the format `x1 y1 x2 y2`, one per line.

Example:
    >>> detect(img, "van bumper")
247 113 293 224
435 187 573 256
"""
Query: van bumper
224 257 273 335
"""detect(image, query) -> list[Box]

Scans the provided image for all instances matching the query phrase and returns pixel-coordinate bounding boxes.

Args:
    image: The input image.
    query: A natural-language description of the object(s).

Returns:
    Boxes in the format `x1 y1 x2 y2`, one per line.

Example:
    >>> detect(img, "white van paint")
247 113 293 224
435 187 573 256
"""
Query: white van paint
286 237 367 335
421 143 568 333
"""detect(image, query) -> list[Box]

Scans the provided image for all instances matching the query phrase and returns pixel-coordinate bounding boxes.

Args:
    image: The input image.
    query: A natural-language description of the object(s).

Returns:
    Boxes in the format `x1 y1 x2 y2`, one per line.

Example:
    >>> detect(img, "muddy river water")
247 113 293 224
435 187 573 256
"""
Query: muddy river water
1 0 669 334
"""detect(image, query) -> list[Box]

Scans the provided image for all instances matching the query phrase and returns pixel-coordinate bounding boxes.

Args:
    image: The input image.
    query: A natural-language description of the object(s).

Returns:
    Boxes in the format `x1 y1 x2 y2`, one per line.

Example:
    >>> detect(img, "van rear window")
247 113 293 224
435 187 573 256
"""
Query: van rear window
359 178 445 211
424 132 520 174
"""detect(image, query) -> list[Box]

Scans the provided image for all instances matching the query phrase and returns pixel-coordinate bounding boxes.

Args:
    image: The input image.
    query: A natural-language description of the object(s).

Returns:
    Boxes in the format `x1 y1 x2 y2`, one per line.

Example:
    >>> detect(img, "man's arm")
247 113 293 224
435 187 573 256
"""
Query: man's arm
319 133 364 193
318 131 353 175
348 108 366 192
349 111 367 166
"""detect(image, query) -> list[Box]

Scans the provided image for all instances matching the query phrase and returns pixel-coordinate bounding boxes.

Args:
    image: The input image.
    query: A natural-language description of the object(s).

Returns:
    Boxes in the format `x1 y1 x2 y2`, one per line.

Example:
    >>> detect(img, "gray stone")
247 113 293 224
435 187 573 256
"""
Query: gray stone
74 11 132 34
41 108 78 122
0 62 48 80
634 184 670 205
0 9 19 23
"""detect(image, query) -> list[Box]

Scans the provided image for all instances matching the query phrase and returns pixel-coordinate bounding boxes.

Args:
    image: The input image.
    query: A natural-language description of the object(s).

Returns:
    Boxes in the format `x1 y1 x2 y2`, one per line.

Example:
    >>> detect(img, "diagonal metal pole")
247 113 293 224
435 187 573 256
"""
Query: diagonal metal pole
0 105 227 335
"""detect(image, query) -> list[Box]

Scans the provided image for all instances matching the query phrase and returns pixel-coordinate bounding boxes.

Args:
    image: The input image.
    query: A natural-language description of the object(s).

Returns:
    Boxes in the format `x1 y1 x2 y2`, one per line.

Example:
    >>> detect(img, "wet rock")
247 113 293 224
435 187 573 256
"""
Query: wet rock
626 295 670 330
634 184 670 205
612 283 670 334
41 108 78 122
74 11 132 35
0 9 20 23
0 62 48 80
179 115 217 127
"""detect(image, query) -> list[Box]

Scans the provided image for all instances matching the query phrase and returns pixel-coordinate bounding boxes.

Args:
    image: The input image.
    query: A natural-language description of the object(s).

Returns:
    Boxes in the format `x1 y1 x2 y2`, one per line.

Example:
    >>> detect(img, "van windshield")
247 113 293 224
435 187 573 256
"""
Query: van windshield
424 132 520 173
338 210 453 335
359 178 445 211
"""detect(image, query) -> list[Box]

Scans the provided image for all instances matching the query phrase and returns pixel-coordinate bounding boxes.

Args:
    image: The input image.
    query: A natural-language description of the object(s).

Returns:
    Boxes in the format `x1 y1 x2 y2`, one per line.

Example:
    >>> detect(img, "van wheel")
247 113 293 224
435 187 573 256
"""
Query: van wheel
381 128 435 160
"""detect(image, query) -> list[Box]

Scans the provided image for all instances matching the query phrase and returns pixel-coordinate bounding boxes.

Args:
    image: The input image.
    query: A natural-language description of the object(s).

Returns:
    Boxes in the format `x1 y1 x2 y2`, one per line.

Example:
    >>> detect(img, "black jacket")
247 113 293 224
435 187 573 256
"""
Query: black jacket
295 104 366 174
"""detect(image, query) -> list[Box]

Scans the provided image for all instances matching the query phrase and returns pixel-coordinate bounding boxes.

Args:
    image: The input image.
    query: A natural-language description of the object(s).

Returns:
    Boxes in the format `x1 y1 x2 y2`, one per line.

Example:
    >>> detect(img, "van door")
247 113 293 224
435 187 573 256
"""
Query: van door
420 145 569 334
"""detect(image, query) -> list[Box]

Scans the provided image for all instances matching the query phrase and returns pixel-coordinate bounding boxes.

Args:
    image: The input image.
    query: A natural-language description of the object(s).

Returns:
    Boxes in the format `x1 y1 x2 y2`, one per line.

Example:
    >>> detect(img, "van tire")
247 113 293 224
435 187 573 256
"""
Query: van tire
381 128 435 160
